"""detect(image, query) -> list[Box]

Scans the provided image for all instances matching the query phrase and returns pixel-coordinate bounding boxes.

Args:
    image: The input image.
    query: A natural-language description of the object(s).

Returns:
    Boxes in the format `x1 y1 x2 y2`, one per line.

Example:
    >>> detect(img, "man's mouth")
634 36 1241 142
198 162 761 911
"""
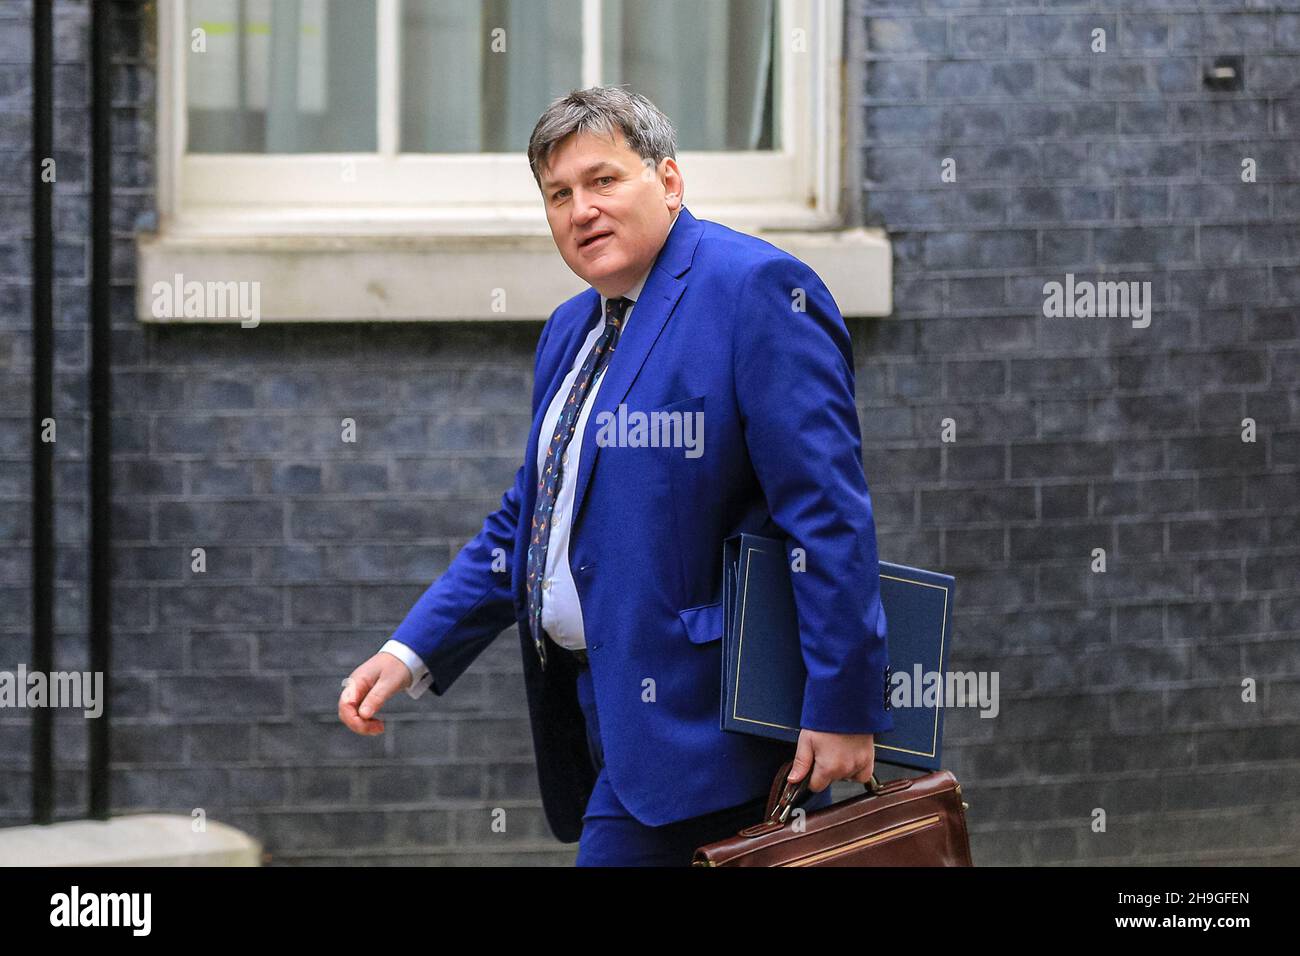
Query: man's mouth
579 231 613 249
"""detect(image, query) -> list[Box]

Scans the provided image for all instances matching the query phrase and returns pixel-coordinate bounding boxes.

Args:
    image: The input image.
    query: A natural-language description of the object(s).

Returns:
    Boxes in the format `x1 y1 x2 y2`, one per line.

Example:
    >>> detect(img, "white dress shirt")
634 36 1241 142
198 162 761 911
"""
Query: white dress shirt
381 215 680 698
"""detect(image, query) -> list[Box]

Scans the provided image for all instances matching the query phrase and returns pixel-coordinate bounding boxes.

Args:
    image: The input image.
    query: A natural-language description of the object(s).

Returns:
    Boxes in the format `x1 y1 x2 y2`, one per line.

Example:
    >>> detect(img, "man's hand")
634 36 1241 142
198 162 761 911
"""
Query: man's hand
787 728 876 792
338 652 414 736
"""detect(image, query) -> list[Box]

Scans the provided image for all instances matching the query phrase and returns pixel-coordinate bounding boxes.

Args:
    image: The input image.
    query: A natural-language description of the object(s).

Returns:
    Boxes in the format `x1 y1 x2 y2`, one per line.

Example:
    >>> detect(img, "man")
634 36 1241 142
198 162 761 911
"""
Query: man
339 86 893 866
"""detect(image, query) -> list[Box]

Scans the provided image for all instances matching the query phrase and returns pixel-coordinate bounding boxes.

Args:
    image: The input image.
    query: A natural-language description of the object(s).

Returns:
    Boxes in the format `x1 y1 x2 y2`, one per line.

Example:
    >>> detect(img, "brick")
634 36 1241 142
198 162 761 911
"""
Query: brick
867 17 948 54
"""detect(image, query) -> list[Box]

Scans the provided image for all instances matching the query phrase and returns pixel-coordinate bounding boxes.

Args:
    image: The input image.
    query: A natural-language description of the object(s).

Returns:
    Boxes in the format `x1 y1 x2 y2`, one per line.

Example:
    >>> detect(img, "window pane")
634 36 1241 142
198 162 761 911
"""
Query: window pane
186 0 377 153
402 0 583 153
602 0 778 151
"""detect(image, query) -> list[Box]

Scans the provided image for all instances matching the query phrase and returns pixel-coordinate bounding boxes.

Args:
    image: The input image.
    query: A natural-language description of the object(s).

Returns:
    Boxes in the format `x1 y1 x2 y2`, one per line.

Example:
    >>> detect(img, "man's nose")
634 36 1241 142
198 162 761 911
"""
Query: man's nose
570 190 600 227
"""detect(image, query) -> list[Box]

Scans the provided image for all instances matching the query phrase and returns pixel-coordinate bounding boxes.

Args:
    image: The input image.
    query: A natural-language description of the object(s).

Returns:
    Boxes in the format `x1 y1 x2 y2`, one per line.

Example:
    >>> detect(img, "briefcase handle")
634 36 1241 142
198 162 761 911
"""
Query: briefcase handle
765 757 911 825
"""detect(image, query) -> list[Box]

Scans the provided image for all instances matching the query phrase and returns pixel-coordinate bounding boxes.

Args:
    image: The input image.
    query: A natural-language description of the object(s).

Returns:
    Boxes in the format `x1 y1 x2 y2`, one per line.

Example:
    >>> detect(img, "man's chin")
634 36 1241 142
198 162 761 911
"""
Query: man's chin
570 257 624 287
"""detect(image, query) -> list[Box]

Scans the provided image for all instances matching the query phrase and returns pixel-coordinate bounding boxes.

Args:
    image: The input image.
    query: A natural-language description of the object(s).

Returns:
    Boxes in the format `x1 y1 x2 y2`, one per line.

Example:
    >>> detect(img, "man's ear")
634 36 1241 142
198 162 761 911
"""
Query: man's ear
662 158 684 210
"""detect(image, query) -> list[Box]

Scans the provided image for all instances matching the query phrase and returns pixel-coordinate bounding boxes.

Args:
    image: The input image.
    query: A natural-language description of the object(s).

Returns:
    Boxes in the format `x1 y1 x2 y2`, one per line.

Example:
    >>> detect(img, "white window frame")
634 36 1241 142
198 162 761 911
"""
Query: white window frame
141 0 892 320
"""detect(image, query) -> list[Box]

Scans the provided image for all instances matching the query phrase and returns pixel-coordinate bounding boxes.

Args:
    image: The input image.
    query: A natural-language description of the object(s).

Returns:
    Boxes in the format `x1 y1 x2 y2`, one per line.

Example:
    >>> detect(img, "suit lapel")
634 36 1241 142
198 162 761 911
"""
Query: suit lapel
569 206 704 528
516 206 705 606
524 291 600 506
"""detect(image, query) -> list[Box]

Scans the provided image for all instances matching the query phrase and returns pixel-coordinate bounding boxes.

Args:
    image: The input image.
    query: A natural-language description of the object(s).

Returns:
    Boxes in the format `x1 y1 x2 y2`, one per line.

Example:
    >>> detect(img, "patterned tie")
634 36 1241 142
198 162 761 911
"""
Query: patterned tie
526 296 630 670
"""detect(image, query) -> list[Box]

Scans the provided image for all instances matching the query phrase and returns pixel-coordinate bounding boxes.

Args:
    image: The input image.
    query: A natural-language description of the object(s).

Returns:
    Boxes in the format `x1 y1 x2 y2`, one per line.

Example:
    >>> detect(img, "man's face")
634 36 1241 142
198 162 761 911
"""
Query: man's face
539 127 683 298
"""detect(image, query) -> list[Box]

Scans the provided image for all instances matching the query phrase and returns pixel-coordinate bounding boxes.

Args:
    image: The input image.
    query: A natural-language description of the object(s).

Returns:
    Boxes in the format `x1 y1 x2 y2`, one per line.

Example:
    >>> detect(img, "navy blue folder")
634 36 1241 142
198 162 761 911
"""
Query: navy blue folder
721 533 955 772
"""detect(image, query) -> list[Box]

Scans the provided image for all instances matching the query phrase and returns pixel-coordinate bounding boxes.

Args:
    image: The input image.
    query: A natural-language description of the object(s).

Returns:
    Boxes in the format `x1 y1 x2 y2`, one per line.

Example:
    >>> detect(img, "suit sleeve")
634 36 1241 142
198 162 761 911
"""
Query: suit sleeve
385 311 558 696
732 254 894 735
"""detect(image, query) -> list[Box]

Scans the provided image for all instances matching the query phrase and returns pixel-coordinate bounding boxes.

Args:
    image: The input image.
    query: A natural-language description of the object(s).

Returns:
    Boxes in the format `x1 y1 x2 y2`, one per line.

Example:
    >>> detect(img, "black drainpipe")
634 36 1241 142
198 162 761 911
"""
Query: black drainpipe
88 0 114 820
30 0 55 828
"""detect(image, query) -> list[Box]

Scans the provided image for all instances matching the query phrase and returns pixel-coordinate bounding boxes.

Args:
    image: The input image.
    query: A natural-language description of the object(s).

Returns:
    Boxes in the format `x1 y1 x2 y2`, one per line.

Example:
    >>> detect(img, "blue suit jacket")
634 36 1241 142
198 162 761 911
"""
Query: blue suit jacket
389 205 892 842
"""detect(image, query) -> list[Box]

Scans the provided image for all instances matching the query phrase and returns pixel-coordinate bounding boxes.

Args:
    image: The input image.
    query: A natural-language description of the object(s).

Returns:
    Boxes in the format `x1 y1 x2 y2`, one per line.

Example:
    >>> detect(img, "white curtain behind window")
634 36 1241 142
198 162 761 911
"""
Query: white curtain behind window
187 0 776 155
187 0 377 153
402 0 583 152
602 0 776 151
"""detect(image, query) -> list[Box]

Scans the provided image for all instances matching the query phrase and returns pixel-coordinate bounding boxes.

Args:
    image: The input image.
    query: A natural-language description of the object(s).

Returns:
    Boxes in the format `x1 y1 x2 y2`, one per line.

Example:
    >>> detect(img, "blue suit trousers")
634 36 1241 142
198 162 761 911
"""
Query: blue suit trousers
573 660 834 866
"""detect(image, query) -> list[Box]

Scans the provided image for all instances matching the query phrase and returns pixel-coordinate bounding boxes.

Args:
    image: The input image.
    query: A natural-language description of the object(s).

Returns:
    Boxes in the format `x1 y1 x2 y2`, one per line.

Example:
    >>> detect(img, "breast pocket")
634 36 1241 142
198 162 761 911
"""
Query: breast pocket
648 393 706 457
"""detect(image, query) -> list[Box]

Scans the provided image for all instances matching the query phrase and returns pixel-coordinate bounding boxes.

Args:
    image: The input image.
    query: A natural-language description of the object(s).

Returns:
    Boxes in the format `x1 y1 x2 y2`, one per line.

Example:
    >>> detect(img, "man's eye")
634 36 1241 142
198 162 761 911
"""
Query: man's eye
597 176 614 185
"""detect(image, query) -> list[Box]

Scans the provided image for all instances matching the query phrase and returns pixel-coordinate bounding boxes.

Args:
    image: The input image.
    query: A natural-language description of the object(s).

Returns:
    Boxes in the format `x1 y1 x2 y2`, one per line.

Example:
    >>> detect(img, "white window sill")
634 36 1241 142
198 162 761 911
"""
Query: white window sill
135 208 892 322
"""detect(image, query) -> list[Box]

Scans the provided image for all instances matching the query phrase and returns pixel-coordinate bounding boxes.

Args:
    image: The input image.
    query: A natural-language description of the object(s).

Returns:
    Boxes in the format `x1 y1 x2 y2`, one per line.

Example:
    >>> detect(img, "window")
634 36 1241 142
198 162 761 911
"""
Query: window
143 0 892 320
184 0 775 155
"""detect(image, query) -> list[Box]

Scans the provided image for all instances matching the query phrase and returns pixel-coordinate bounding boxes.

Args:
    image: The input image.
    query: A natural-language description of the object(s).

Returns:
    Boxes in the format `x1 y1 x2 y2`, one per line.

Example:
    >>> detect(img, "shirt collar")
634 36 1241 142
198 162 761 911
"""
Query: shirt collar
599 212 681 313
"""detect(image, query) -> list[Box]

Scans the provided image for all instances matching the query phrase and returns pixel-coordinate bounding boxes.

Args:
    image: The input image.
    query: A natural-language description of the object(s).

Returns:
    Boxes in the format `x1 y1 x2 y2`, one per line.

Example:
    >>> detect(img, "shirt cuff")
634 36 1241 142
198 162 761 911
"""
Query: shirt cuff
380 640 433 699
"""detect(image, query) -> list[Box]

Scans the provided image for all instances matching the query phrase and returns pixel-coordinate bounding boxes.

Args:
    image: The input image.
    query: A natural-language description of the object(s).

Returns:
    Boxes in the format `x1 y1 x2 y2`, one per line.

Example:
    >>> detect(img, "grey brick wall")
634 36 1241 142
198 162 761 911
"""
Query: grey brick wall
860 0 1299 864
0 0 1296 865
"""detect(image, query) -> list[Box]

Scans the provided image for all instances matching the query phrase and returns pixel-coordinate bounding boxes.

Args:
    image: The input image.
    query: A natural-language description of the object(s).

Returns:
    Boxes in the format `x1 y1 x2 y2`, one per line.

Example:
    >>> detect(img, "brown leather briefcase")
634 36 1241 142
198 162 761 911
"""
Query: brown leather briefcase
691 758 973 866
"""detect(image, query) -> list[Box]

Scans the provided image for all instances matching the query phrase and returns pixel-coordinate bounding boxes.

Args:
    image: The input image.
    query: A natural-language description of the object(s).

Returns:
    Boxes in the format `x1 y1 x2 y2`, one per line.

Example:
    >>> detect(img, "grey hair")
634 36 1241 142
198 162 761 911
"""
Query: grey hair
527 85 677 192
